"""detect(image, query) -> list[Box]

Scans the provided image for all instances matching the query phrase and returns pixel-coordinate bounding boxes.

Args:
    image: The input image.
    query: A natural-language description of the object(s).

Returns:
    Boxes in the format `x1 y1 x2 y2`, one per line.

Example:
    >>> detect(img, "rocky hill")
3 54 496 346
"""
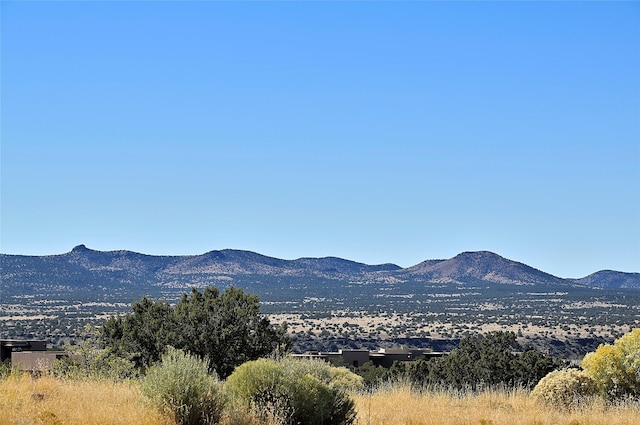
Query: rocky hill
400 251 569 286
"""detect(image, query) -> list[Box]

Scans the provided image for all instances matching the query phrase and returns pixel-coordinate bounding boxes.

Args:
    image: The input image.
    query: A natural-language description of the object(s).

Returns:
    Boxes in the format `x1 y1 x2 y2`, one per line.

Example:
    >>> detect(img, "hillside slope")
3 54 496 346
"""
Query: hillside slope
400 251 568 286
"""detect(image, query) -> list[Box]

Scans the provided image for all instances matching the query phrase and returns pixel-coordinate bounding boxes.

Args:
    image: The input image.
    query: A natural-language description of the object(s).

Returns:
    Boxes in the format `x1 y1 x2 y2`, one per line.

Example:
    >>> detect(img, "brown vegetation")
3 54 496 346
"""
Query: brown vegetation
2 374 639 425
0 374 172 425
353 384 640 425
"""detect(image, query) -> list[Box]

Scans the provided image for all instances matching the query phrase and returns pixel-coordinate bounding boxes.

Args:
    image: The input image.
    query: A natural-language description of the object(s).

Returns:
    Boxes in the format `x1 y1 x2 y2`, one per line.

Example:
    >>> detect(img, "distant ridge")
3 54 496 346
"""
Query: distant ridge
572 270 640 289
1 245 638 291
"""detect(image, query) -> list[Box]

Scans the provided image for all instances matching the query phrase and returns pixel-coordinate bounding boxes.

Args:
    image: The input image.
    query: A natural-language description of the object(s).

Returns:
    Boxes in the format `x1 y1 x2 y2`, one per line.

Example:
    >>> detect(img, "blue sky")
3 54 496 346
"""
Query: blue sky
1 1 639 278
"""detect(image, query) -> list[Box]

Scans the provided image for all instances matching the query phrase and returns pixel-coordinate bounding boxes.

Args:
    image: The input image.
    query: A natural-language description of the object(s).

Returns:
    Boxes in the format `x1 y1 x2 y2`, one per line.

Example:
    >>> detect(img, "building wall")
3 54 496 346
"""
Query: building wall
337 350 370 368
11 352 67 373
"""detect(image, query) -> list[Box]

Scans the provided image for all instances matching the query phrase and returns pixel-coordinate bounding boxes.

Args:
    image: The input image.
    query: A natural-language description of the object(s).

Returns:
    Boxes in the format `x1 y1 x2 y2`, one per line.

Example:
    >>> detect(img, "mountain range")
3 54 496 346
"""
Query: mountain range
1 245 639 291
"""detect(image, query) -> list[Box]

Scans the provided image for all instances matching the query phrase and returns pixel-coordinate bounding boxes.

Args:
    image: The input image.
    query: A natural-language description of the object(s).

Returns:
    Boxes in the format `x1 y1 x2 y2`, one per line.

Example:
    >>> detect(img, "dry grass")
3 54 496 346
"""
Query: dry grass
3 375 640 425
353 384 640 425
0 373 173 425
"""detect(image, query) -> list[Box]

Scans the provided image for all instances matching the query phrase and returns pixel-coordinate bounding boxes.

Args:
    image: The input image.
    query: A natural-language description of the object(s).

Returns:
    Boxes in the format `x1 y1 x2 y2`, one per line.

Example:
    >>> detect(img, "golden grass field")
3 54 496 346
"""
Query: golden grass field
352 384 640 425
0 374 173 425
2 375 639 425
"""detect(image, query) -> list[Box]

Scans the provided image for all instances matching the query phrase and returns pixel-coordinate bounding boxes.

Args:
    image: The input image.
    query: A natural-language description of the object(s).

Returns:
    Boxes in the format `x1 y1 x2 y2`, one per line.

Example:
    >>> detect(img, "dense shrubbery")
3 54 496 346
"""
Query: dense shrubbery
406 331 563 390
140 347 226 425
530 369 599 408
226 357 360 425
348 360 408 388
581 328 640 399
531 328 640 408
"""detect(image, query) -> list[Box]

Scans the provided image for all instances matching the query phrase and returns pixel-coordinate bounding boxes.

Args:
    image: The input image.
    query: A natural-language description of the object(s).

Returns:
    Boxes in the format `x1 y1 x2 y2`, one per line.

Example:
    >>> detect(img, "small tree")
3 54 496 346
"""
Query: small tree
101 297 175 370
581 328 640 399
173 286 290 378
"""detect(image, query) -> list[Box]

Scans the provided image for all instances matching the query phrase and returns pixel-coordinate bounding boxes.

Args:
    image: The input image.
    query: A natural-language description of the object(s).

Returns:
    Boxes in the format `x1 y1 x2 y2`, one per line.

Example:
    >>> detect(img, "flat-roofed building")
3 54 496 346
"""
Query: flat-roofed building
1 339 68 373
1 339 47 362
292 347 446 368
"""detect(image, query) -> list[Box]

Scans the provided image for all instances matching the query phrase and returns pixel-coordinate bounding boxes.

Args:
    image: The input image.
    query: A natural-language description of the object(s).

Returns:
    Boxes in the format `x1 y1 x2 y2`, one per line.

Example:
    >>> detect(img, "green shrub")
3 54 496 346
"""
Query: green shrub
225 358 359 425
52 350 136 381
327 364 366 392
531 369 599 409
408 331 564 390
0 360 16 379
51 325 136 381
277 357 363 392
140 347 226 425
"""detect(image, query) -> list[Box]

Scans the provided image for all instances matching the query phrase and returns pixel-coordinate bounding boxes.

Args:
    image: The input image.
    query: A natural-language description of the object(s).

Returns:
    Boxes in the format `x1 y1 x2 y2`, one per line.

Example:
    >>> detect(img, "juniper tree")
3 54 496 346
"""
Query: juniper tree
101 286 290 378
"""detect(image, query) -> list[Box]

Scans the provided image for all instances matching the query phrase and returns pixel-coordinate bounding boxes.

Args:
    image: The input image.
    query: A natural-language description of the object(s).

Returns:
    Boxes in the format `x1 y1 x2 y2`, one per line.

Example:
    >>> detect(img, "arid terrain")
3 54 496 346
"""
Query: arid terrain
2 247 638 356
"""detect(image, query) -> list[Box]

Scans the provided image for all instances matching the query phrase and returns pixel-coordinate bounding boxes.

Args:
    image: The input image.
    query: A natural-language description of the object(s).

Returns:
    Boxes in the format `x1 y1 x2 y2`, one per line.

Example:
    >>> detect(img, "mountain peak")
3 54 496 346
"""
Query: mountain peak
403 250 565 286
453 251 504 260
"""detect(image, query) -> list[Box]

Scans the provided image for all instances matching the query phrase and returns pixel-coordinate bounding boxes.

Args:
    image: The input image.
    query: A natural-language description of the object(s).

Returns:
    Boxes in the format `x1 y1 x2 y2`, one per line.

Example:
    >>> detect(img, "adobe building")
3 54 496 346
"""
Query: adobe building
1 339 47 362
292 347 445 368
1 339 66 372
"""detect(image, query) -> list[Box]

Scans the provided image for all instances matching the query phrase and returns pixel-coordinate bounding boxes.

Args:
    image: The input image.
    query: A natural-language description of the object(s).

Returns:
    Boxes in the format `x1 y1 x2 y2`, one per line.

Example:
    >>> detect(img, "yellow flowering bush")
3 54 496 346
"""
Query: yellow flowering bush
531 368 598 408
581 328 640 399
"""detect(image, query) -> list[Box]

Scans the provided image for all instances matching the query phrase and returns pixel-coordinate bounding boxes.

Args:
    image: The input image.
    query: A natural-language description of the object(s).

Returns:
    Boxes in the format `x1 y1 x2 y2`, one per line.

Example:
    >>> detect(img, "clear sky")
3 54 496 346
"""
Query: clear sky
1 1 639 278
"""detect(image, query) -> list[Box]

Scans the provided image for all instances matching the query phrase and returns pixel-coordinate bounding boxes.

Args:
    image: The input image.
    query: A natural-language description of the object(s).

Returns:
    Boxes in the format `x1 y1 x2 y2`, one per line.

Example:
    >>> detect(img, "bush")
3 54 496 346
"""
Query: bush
531 369 599 409
581 328 640 399
52 324 136 381
0 360 14 379
225 358 359 425
352 361 391 388
140 347 226 425
276 357 363 392
326 364 366 392
408 331 563 390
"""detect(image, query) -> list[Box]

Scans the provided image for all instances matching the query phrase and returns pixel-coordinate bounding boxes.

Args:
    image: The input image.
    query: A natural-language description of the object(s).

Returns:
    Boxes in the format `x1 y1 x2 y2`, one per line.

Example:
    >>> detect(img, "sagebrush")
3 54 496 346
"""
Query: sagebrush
225 357 360 425
140 347 226 425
